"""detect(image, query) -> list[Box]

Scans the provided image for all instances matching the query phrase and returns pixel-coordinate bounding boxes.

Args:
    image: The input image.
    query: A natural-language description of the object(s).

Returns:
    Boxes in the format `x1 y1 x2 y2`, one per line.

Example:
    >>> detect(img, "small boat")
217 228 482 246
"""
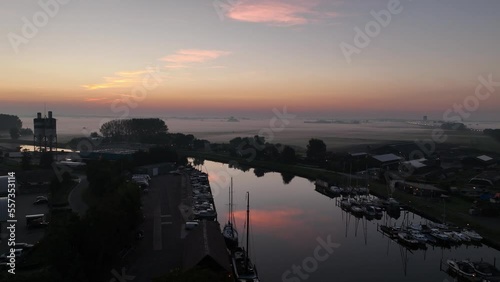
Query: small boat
350 205 364 217
380 225 400 238
329 186 341 195
465 260 500 277
398 232 420 248
362 205 377 218
430 229 450 244
408 230 428 244
443 231 462 244
340 199 352 211
453 232 471 243
462 230 483 242
446 259 477 278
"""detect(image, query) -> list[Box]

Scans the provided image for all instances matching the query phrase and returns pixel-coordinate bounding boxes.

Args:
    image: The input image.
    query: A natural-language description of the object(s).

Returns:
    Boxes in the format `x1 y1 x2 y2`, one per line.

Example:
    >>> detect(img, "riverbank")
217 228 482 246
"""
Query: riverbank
186 150 500 250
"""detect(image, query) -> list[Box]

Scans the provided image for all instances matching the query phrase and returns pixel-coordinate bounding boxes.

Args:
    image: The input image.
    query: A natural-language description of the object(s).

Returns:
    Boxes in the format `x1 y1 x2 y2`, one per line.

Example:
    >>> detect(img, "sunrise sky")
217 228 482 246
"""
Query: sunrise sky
1 0 499 120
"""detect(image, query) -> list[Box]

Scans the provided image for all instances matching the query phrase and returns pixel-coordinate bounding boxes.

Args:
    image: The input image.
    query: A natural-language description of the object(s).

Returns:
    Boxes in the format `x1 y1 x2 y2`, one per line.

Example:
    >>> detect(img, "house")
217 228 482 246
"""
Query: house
370 154 402 170
183 221 231 274
462 155 497 169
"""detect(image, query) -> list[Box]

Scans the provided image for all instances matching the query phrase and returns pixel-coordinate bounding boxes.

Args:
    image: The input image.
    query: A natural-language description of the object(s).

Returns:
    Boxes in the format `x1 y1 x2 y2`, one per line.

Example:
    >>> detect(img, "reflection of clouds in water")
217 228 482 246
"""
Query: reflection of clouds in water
233 208 330 243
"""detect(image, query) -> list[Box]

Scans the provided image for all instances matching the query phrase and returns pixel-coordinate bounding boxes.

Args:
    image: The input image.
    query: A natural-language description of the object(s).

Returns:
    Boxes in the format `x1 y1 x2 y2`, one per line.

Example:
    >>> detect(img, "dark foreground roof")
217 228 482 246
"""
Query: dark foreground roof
183 221 231 273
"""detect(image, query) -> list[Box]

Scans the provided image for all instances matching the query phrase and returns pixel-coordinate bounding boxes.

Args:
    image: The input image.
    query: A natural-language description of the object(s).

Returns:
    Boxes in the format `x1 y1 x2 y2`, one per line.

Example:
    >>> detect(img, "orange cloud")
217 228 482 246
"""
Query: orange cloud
161 49 231 65
83 49 229 90
82 70 152 90
225 0 338 26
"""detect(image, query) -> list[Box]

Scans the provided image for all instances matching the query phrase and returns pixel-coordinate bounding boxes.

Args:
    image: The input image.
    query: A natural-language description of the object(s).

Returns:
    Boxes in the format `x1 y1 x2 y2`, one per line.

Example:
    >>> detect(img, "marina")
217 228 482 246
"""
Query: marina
197 159 500 282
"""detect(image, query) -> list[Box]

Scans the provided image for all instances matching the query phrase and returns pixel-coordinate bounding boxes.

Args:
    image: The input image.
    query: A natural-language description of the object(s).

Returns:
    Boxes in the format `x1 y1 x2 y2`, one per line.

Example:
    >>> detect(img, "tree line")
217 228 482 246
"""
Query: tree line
0 113 33 139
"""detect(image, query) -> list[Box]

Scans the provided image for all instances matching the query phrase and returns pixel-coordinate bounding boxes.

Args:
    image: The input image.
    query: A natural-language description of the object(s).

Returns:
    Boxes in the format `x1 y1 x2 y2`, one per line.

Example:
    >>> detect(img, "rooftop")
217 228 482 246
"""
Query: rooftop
372 154 402 163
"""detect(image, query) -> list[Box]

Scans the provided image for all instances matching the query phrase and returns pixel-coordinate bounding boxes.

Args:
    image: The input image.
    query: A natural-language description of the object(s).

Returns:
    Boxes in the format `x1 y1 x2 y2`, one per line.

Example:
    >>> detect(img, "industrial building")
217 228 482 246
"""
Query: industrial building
33 111 57 152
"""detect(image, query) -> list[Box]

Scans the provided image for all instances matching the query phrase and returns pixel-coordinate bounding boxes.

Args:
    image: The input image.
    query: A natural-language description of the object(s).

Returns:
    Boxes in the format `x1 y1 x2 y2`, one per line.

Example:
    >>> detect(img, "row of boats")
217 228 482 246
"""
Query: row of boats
318 185 370 197
380 222 483 250
445 259 500 281
339 196 401 220
187 170 259 282
189 171 218 221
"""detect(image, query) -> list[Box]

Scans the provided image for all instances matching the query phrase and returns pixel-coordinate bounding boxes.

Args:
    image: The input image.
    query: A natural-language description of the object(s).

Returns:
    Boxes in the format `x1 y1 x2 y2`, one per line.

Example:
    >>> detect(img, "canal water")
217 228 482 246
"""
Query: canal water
196 159 500 282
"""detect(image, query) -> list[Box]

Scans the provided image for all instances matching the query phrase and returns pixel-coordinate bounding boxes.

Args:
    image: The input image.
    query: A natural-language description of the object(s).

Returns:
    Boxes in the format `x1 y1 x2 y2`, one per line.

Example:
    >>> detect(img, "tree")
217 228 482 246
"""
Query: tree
0 114 22 131
281 172 295 184
90 132 100 138
100 118 168 142
306 138 326 163
19 128 33 136
280 146 296 163
9 127 20 140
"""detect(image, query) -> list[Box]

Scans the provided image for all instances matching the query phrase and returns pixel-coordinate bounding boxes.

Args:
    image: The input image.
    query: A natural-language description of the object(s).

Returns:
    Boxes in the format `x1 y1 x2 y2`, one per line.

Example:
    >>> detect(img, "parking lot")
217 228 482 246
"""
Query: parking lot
0 193 49 256
126 173 187 282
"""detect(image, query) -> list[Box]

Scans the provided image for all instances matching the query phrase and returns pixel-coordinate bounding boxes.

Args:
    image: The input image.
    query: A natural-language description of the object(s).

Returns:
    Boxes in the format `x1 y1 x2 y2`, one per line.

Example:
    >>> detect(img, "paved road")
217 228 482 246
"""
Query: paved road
127 174 187 282
68 175 88 217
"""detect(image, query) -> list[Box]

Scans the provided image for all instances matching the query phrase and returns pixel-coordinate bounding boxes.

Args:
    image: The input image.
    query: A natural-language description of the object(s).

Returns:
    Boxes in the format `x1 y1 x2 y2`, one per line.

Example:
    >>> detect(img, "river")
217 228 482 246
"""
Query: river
196 159 500 282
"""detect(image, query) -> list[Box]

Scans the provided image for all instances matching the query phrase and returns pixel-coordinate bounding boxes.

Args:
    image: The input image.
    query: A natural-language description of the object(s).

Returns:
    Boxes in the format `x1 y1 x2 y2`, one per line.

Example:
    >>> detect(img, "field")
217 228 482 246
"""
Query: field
6 117 500 153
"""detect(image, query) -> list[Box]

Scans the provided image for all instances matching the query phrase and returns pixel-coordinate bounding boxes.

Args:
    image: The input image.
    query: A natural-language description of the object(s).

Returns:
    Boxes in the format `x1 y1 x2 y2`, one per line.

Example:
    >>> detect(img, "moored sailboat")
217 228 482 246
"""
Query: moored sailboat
231 192 259 282
223 178 238 250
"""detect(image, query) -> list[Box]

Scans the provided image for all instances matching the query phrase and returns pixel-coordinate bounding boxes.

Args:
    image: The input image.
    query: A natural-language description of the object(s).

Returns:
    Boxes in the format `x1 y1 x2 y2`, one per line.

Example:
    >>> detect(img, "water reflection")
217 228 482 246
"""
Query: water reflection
198 159 500 282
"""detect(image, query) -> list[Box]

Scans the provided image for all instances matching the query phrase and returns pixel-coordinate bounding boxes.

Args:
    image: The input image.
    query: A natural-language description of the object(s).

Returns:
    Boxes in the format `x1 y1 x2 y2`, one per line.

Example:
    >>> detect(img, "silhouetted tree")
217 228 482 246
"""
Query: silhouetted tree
281 172 295 184
280 146 296 164
0 114 22 131
306 138 326 163
19 128 33 136
9 127 20 140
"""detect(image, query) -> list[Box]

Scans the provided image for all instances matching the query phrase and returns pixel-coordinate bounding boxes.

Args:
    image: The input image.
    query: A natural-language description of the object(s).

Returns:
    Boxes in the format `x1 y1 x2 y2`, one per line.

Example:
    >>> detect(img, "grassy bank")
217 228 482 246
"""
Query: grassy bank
186 150 500 249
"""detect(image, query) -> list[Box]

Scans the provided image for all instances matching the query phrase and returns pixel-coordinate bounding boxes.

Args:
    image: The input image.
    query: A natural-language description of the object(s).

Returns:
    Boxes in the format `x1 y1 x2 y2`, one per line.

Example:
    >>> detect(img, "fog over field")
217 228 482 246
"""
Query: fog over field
17 116 500 152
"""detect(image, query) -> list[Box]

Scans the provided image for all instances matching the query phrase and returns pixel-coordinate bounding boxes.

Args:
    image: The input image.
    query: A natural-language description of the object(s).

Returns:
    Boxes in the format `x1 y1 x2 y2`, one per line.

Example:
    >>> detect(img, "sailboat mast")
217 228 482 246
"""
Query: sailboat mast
230 178 234 225
245 191 250 272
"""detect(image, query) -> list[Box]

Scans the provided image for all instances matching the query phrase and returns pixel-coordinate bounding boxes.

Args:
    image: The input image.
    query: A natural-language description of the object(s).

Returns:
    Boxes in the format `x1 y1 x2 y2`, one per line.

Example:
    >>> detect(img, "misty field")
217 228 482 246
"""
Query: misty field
12 117 500 153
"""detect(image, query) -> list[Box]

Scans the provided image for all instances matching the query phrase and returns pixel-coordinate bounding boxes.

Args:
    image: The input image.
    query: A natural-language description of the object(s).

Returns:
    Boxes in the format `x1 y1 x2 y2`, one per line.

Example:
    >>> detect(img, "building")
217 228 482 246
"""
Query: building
370 154 402 170
423 115 428 121
183 221 231 274
462 155 497 169
34 111 57 152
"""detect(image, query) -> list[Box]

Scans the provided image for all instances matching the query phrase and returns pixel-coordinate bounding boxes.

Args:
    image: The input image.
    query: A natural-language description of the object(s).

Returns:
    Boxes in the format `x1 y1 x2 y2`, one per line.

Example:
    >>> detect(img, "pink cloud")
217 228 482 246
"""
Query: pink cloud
161 49 231 64
224 0 339 26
